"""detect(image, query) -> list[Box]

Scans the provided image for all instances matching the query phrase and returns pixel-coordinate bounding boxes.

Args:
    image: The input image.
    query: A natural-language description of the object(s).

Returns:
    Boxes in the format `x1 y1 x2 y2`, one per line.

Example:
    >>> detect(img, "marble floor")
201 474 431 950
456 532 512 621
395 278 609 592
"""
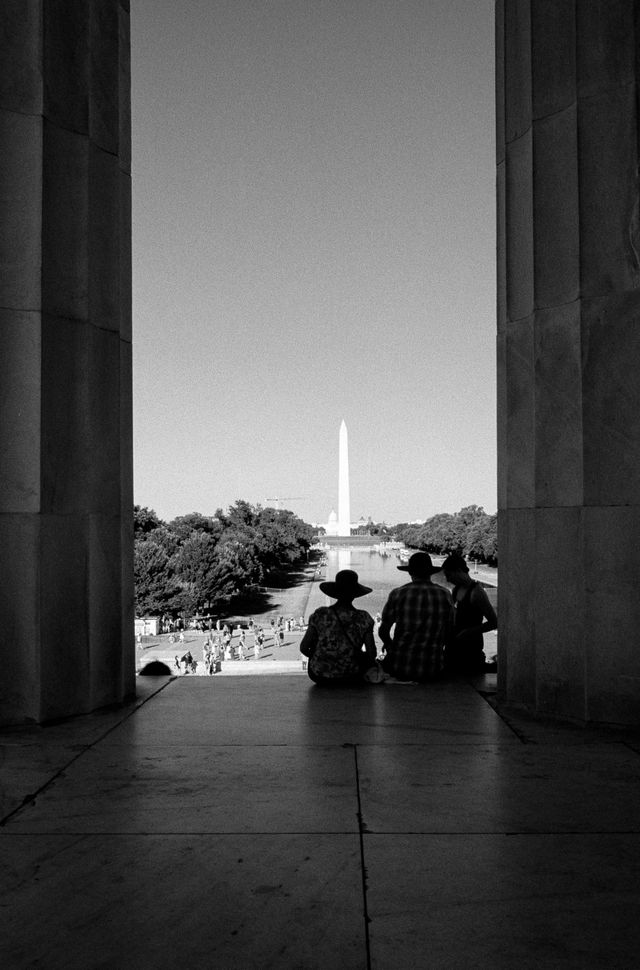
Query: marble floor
2 674 640 969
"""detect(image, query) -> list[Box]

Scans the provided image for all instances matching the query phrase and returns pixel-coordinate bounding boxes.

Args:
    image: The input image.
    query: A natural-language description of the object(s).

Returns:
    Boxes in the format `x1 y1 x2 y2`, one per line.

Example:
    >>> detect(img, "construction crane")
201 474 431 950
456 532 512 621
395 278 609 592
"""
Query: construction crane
265 496 304 511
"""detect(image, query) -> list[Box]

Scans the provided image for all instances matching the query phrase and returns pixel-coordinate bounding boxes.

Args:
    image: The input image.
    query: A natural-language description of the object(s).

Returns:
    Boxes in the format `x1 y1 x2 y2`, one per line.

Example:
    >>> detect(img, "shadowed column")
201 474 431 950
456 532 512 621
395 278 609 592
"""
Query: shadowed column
497 0 640 724
0 0 134 724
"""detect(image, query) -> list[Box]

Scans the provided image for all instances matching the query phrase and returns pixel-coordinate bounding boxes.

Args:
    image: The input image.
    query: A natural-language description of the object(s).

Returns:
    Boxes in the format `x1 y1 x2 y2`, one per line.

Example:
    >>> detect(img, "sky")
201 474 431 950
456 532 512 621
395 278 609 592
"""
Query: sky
131 0 497 526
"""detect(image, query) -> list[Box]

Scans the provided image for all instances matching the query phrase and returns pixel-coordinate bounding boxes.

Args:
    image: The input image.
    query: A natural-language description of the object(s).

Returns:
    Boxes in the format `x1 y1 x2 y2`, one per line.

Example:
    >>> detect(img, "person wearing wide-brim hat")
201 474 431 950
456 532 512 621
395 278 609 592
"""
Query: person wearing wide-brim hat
377 551 454 683
397 552 443 578
440 553 497 675
300 570 377 685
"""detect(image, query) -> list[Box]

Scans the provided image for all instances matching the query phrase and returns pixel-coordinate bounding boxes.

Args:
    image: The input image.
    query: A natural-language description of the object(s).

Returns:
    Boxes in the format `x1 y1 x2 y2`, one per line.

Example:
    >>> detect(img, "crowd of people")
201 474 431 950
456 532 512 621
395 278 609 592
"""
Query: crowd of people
172 615 303 676
300 553 497 686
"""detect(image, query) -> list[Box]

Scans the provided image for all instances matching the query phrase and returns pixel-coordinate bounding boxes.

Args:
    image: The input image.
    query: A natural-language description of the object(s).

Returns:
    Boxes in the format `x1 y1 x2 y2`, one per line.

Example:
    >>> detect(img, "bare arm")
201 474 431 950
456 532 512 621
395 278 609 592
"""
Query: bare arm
377 616 393 649
300 624 317 658
469 585 498 634
363 623 377 662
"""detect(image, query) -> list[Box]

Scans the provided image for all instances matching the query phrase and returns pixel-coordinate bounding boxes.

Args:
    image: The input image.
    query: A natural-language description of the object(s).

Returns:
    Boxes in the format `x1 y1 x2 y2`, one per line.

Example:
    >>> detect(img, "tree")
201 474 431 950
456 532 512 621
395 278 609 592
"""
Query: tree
206 539 263 603
167 512 219 542
134 538 179 615
254 507 314 567
169 528 263 614
133 499 323 616
146 524 182 558
466 513 497 564
170 532 219 613
395 507 498 564
215 501 313 572
134 505 163 535
420 513 458 553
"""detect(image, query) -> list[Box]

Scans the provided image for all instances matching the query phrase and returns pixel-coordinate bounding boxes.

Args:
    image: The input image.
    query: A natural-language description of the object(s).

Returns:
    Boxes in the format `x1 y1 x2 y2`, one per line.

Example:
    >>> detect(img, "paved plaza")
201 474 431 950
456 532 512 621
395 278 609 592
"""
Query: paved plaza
2 673 640 968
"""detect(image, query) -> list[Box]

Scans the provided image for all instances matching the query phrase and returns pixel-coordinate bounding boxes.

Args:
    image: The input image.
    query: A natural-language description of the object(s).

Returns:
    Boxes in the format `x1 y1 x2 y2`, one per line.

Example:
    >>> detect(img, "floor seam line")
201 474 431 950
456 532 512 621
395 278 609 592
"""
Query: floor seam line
474 687 530 743
353 744 373 970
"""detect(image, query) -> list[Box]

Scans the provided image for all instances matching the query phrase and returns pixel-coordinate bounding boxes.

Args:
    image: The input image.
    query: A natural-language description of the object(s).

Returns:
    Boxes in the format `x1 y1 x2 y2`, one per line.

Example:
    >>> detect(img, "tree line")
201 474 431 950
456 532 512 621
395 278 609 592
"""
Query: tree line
393 505 497 565
134 501 316 618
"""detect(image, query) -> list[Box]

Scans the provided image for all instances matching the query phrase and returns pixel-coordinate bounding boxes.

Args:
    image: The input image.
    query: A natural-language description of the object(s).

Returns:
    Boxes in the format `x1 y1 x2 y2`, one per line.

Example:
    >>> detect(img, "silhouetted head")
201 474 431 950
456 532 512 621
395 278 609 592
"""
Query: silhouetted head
397 552 440 579
440 553 470 583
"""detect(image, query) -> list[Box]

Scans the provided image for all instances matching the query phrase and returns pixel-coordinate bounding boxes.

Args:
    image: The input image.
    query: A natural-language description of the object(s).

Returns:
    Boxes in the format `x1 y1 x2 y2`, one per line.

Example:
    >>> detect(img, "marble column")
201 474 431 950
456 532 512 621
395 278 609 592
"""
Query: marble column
497 0 640 724
0 1 134 724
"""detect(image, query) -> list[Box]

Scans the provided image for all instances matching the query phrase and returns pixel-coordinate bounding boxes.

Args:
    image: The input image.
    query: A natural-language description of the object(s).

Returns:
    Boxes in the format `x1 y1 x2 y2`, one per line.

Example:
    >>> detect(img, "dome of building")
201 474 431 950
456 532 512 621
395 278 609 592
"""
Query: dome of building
326 509 339 536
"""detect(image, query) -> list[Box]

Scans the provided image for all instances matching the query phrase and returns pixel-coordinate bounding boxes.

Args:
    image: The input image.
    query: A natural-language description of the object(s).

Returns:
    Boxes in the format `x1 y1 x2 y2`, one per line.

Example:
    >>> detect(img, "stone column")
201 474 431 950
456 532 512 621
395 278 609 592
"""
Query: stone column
0 0 134 725
497 0 640 724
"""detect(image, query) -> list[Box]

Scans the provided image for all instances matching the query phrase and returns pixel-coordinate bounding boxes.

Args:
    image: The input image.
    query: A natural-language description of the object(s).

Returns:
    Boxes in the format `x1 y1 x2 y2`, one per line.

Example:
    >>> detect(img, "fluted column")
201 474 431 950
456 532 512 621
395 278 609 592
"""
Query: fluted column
0 0 134 724
497 0 640 724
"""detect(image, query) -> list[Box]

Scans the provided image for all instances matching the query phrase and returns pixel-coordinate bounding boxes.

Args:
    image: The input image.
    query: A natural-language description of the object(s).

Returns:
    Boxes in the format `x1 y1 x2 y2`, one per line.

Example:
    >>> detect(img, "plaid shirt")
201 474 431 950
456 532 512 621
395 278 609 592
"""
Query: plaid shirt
379 579 454 681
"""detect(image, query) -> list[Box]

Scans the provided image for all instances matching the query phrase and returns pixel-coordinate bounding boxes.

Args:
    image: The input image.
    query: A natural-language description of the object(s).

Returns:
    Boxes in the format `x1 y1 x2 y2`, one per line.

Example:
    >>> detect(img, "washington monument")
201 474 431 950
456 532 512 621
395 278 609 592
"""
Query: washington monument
338 419 351 537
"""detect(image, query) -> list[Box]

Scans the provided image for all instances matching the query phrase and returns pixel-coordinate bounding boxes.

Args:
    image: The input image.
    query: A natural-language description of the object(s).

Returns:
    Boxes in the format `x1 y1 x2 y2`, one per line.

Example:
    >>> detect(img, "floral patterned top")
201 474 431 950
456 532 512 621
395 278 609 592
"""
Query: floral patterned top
302 605 375 680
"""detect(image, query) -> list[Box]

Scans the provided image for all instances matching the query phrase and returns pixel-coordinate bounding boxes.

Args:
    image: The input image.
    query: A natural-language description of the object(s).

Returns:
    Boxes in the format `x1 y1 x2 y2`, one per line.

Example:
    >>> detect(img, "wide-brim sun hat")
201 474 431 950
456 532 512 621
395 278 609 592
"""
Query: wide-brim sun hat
397 551 441 576
320 569 372 599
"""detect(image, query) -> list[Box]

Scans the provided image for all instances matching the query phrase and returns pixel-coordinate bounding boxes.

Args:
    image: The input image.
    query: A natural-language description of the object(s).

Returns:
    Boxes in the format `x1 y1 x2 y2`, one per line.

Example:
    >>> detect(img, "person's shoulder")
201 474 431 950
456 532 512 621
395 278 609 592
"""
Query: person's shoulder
355 607 374 624
430 582 453 601
310 606 330 619
470 581 490 602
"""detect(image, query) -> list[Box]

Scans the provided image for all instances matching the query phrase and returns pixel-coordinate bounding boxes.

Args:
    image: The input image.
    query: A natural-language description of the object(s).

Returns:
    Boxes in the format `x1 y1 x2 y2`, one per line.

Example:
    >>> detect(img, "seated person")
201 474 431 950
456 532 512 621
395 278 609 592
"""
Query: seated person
300 570 376 686
440 553 497 675
378 551 454 682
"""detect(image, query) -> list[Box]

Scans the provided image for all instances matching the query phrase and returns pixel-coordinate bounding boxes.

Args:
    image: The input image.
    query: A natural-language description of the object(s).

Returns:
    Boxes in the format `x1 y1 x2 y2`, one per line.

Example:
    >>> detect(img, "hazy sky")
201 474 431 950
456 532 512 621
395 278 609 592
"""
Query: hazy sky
131 0 496 526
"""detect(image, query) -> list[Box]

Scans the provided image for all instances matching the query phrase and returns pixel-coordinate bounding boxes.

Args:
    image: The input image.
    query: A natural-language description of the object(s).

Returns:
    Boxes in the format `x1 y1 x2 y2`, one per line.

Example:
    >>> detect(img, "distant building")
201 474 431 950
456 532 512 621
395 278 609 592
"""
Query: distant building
325 509 339 536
